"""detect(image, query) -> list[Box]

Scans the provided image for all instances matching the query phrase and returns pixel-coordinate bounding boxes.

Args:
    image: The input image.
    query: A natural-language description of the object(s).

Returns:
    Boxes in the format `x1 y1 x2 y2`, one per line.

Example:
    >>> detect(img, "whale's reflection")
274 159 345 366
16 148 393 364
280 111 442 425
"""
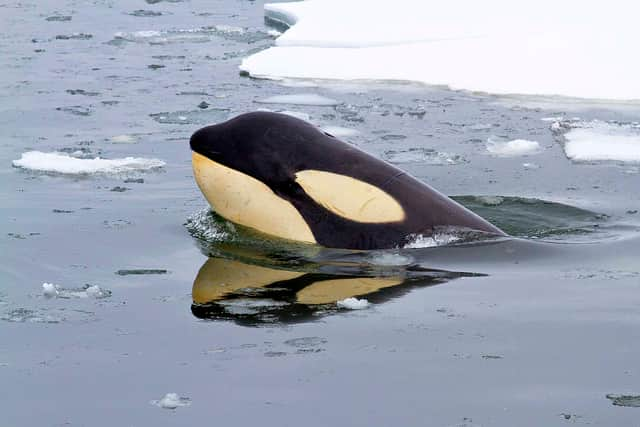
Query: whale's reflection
191 256 480 326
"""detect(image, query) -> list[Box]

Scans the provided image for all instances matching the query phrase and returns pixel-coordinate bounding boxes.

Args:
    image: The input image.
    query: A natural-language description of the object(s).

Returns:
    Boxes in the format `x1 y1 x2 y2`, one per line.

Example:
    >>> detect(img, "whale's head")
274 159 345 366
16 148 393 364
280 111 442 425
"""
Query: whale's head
189 111 505 248
190 111 314 187
189 112 327 243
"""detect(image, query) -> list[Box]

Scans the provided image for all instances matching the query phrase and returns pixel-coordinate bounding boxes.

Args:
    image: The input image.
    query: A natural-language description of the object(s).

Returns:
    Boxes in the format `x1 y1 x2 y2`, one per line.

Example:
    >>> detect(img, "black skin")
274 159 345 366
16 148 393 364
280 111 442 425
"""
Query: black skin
190 111 506 249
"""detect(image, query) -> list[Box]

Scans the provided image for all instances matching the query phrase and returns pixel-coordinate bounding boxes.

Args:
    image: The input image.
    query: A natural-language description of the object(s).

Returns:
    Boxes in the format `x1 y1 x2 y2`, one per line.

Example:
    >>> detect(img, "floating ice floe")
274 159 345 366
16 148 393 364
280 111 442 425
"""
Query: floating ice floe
556 120 640 163
523 162 541 170
151 393 191 410
42 283 111 299
242 0 640 100
255 93 341 106
13 151 165 175
337 297 370 310
42 283 59 298
110 134 137 143
320 125 359 137
85 285 109 298
486 138 540 157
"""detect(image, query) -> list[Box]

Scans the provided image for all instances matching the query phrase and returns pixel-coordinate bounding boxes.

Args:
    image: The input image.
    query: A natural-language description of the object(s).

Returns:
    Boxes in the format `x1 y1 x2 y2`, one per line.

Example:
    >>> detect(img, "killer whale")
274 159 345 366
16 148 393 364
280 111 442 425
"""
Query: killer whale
190 111 505 249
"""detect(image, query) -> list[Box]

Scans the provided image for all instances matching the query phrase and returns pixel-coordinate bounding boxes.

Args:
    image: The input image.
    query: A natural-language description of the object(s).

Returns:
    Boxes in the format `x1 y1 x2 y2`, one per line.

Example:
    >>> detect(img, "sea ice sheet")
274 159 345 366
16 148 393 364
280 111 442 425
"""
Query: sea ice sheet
242 0 640 100
560 120 640 162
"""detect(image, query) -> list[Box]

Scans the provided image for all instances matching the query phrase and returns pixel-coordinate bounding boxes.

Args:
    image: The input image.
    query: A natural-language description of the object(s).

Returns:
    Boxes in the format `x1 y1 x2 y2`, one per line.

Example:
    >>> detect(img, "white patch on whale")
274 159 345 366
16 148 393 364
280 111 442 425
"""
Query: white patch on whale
295 170 405 223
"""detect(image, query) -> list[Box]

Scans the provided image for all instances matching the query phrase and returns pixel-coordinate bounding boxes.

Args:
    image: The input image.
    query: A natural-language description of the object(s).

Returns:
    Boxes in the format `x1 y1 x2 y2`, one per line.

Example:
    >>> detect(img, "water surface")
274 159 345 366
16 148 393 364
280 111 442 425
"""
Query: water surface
1 1 640 426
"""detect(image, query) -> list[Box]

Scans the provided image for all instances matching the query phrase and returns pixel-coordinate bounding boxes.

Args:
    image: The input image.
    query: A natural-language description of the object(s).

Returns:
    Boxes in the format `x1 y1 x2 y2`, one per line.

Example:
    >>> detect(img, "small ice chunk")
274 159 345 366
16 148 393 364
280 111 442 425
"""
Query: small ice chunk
256 94 341 106
337 297 370 310
110 134 136 143
523 162 540 169
486 138 540 157
541 116 564 122
320 125 359 137
127 30 161 38
85 285 106 298
12 151 165 175
267 29 282 37
50 284 112 299
42 283 59 298
151 393 191 409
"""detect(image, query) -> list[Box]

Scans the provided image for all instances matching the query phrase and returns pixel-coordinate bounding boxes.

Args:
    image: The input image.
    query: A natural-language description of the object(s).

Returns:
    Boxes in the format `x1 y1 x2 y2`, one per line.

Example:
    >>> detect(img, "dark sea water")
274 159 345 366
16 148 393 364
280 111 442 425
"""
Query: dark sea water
1 1 640 426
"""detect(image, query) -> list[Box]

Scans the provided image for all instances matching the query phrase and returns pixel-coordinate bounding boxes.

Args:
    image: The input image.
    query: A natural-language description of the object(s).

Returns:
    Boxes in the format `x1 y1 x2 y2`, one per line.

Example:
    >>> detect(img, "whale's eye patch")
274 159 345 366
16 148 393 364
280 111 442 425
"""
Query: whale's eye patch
295 170 405 223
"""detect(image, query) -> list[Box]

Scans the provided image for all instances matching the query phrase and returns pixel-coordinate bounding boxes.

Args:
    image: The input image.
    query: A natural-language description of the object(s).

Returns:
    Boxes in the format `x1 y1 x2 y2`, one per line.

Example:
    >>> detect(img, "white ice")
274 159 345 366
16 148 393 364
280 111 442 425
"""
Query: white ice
337 297 370 310
255 93 340 106
486 138 540 157
42 283 111 299
242 0 640 100
562 121 640 162
151 393 191 409
110 134 137 143
42 283 59 298
12 151 165 174
85 285 107 299
320 125 359 137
